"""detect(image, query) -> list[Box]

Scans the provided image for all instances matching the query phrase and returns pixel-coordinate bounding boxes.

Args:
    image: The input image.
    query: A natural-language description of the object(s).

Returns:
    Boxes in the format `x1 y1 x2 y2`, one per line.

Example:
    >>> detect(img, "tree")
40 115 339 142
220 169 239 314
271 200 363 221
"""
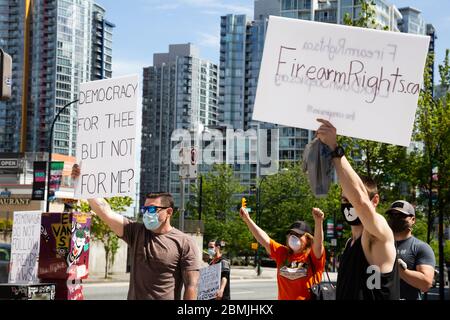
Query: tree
75 196 133 278
188 164 253 263
414 50 450 246
339 1 430 209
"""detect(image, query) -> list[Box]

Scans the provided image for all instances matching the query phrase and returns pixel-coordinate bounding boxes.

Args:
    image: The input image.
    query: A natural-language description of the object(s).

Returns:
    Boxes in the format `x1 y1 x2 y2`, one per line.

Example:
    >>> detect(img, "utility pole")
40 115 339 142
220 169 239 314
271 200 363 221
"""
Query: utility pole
134 181 139 220
179 177 185 232
198 175 203 221
20 0 32 152
333 210 337 272
46 99 78 212
437 144 445 301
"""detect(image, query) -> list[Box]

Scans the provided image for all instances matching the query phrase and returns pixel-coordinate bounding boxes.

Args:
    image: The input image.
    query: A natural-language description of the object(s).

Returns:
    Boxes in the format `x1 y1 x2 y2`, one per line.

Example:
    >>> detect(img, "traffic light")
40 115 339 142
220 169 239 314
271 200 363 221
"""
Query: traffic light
241 197 247 208
0 48 12 101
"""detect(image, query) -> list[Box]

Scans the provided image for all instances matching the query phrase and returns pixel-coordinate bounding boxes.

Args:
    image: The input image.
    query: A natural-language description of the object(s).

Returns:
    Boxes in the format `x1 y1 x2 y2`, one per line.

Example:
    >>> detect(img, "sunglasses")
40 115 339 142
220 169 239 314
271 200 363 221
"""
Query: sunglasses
141 205 169 215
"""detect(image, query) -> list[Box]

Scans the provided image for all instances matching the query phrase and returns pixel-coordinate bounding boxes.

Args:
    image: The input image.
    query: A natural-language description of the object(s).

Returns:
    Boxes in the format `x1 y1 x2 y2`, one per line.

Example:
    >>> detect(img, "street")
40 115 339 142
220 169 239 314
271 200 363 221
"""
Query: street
82 278 448 300
83 279 278 300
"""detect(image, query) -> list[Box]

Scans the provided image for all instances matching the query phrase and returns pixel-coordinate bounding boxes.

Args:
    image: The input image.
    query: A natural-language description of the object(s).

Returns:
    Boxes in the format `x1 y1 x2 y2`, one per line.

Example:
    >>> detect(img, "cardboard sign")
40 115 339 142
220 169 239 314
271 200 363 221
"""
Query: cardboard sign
8 211 42 284
253 16 430 146
197 263 221 300
38 212 91 281
74 75 139 198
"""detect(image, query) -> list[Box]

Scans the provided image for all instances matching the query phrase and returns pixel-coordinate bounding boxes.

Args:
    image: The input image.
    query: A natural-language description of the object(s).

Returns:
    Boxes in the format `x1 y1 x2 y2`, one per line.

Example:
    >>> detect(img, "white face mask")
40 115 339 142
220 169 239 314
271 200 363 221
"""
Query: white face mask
288 235 302 252
207 248 216 257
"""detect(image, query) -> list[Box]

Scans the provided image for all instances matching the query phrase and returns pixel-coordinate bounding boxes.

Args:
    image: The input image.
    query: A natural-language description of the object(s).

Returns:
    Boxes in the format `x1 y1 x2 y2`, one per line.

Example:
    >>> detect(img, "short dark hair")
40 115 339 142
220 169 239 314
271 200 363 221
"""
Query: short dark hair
146 192 174 209
360 176 378 199
209 239 222 248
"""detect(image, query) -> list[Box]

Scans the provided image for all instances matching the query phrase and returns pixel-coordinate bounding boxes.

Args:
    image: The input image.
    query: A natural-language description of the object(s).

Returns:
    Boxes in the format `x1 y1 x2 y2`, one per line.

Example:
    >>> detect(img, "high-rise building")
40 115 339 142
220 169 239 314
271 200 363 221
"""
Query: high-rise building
279 0 402 29
219 14 249 131
397 6 426 35
0 0 113 156
0 0 27 152
219 0 421 193
339 0 402 31
140 44 219 205
91 3 115 80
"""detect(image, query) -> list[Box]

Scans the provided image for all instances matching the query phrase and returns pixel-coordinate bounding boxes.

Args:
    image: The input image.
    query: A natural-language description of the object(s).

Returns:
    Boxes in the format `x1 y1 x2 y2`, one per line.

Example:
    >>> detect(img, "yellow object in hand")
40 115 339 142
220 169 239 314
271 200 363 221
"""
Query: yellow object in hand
241 197 247 208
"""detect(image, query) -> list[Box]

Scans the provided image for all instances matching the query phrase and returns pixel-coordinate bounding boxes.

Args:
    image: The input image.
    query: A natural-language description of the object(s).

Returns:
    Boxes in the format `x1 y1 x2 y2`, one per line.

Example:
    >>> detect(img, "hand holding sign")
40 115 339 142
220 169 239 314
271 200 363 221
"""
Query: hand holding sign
74 75 139 199
316 118 338 150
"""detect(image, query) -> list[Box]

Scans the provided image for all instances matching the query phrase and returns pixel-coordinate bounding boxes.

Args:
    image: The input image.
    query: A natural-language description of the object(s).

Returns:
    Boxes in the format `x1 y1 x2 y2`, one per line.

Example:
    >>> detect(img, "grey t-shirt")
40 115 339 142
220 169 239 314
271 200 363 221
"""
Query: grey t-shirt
121 220 200 300
396 236 435 300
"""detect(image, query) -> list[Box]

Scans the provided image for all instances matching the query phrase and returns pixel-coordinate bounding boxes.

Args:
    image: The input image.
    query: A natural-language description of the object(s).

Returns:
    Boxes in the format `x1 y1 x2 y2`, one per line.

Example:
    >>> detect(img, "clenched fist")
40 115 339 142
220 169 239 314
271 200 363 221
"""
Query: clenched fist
312 207 325 223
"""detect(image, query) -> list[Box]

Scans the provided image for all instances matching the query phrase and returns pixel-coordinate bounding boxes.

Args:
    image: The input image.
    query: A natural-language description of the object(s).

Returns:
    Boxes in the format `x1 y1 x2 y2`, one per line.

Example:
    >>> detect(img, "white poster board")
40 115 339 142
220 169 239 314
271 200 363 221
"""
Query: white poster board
8 211 41 284
253 16 430 146
74 75 139 198
197 263 221 300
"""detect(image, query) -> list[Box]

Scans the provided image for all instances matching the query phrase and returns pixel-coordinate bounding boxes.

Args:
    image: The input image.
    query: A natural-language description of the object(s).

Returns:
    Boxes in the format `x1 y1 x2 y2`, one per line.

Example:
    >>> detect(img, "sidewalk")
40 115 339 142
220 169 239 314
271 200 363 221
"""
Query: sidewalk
83 272 130 284
83 266 338 283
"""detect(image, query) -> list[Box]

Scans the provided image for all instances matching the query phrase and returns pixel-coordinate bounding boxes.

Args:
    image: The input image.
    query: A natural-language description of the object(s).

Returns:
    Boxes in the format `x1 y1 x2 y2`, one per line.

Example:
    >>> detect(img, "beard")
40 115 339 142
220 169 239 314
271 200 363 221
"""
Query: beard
388 218 411 233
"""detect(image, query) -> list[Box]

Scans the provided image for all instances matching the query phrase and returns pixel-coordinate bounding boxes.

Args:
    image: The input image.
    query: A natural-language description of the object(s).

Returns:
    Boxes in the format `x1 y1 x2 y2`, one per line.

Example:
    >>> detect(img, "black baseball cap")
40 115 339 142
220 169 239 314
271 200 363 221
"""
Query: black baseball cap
386 200 415 217
287 221 312 236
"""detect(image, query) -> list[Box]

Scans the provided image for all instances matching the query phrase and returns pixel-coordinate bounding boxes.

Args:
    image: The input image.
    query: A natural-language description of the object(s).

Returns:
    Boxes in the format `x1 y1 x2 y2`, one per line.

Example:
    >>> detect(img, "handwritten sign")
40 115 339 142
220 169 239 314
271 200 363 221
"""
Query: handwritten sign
74 75 139 198
8 211 42 284
197 263 221 300
253 16 430 146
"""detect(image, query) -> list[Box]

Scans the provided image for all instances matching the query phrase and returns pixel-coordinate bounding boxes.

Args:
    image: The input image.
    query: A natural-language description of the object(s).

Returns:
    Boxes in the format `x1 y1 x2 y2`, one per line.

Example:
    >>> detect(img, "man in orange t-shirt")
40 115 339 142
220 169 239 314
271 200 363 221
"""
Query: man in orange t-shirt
239 207 326 300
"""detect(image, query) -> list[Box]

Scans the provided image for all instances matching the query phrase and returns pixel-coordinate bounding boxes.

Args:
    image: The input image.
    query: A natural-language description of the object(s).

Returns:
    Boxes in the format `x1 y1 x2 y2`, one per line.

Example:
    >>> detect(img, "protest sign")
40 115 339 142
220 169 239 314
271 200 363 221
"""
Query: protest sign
253 16 430 146
74 75 139 198
8 211 41 284
38 212 91 281
197 263 221 300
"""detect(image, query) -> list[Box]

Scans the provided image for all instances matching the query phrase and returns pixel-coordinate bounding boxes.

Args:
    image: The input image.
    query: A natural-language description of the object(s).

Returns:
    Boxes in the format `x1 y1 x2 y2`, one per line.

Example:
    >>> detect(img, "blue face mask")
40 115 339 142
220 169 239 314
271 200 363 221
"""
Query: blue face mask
143 211 162 231
141 205 169 231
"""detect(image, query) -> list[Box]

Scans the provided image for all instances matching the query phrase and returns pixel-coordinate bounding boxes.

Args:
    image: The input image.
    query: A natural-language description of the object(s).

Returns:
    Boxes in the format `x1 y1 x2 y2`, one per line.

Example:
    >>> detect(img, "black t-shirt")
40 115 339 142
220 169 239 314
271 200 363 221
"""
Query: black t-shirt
210 257 231 300
396 236 436 300
336 237 400 300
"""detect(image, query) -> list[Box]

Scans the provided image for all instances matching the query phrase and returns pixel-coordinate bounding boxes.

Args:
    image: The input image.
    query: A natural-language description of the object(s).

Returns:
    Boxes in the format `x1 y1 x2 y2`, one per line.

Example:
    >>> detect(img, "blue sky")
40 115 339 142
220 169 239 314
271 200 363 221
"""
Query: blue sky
99 0 450 84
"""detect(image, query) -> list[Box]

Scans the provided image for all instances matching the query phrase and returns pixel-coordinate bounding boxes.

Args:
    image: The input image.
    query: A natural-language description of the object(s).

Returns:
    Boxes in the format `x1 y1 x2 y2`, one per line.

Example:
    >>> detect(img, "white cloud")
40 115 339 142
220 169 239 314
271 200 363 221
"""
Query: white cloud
198 31 220 49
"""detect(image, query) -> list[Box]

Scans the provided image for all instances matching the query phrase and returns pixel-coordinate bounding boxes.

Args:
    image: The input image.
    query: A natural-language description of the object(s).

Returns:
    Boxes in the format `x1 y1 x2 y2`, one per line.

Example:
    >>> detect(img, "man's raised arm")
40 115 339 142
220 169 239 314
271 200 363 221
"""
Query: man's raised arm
316 119 393 243
72 164 126 237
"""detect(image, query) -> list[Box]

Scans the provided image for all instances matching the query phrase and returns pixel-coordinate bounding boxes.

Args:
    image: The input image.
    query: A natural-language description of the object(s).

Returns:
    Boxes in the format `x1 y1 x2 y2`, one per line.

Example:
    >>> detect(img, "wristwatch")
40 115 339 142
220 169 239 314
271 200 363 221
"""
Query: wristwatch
331 145 345 158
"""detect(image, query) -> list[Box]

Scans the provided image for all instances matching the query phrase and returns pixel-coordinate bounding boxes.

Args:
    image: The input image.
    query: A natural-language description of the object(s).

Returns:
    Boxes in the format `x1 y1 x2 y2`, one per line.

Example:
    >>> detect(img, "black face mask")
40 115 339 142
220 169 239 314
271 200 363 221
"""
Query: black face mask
341 203 362 226
388 215 411 233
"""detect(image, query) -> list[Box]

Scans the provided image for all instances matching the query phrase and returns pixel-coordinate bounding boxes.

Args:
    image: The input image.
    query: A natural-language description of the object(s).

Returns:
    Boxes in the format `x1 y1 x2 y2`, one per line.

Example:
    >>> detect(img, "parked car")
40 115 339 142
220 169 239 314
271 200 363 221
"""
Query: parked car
0 243 11 283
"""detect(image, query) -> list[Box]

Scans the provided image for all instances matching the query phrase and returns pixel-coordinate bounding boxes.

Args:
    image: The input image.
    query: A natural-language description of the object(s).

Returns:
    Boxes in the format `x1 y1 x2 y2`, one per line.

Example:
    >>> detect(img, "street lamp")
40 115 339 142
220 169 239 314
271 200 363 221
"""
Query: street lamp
424 94 446 301
46 99 79 212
